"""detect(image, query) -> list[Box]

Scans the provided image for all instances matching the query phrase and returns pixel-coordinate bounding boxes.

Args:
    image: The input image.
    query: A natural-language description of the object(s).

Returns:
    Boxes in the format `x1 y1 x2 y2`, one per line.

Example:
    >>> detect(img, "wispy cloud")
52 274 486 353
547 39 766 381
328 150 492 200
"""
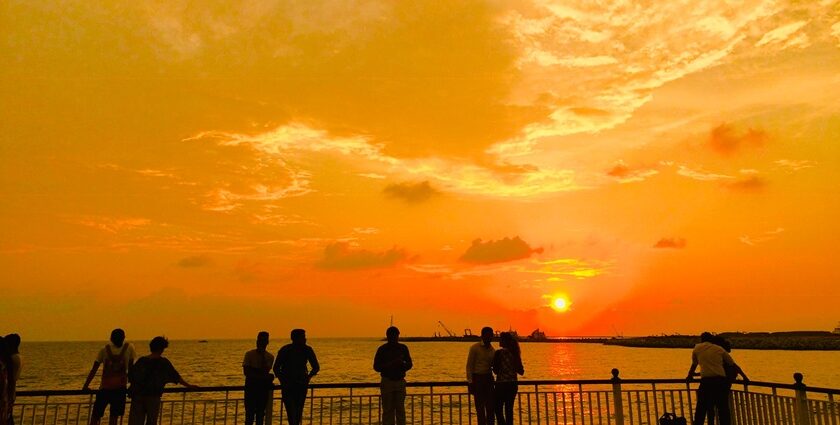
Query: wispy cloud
606 161 659 183
460 236 543 264
316 242 407 270
177 255 213 268
72 216 152 233
654 238 687 249
740 228 785 246
677 165 733 181
774 159 817 172
755 21 809 49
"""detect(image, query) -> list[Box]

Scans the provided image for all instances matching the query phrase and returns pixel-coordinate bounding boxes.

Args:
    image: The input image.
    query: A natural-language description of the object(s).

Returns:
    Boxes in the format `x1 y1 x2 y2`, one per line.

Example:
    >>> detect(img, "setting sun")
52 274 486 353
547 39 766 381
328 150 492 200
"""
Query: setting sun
551 296 571 313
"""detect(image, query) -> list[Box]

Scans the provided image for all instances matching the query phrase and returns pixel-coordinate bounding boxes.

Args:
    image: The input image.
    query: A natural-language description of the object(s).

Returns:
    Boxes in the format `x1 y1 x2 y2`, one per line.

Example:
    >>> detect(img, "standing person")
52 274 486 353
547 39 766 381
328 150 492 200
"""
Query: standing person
0 336 13 425
686 332 739 425
706 336 749 425
243 332 275 425
4 334 21 425
273 329 319 425
492 332 524 425
128 337 196 425
466 327 496 425
373 327 413 425
82 329 137 425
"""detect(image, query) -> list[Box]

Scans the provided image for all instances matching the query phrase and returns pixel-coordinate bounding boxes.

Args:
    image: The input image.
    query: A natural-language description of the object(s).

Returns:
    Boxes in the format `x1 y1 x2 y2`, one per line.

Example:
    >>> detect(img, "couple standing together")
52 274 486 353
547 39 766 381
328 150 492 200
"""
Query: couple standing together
467 327 525 425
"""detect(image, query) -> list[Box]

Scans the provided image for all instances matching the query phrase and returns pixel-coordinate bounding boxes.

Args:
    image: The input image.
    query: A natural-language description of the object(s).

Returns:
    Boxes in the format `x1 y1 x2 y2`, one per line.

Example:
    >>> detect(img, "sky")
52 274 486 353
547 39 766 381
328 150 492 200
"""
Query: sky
1 0 839 341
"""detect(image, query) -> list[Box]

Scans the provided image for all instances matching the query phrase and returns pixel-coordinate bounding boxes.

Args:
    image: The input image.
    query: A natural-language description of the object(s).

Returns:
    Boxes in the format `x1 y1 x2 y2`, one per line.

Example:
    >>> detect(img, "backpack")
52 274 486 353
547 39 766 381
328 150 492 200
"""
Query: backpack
101 345 128 389
659 413 687 425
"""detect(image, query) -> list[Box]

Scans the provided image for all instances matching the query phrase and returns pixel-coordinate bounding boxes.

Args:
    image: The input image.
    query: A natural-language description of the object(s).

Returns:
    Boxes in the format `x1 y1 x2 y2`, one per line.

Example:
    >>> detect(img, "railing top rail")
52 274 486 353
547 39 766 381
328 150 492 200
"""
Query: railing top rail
16 378 840 397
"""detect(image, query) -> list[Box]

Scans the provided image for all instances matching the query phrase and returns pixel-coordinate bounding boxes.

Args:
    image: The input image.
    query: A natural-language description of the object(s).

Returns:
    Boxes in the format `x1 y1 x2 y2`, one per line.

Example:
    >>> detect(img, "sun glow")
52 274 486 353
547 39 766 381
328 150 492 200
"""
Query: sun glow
550 295 571 313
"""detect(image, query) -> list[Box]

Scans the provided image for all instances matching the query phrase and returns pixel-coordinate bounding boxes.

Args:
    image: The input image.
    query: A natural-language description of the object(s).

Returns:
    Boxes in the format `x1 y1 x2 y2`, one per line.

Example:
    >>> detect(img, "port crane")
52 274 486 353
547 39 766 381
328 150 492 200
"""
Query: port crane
437 321 457 337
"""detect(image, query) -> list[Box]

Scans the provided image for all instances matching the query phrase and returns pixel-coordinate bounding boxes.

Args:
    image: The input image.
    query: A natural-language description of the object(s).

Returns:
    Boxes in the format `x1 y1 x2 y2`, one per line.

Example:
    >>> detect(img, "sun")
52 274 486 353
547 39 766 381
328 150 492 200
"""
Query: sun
550 295 571 312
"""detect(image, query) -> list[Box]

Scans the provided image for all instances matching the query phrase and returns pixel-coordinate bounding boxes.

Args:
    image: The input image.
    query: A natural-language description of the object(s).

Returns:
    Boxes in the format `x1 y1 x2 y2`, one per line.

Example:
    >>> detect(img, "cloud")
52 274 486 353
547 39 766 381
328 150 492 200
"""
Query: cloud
177 255 213 268
756 21 809 48
724 174 766 192
740 228 785 246
677 165 733 181
606 161 658 183
654 238 686 249
316 242 407 270
460 237 543 264
774 159 816 172
383 181 440 203
73 216 152 233
708 124 767 155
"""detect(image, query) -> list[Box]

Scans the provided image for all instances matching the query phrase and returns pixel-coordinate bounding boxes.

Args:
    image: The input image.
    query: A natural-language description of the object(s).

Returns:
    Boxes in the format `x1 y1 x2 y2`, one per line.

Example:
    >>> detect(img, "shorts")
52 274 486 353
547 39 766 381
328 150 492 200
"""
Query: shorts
92 388 127 418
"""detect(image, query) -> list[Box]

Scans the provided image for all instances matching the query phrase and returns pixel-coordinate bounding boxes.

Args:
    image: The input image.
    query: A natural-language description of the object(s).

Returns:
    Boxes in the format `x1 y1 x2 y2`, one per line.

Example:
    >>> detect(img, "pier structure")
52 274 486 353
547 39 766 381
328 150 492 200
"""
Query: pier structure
13 370 839 425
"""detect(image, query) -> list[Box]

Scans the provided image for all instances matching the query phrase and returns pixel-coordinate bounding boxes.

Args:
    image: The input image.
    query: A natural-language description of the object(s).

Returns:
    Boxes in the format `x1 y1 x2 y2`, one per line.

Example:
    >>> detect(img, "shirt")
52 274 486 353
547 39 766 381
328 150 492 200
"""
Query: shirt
492 348 523 382
466 343 495 382
243 349 275 387
95 343 137 367
129 356 182 397
373 343 413 380
273 344 319 385
692 342 735 378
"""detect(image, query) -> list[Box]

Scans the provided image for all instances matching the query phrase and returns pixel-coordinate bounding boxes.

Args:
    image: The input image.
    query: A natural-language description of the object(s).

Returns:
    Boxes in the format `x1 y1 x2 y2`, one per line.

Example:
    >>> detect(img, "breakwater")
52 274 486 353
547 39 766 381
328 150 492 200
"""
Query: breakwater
604 331 840 350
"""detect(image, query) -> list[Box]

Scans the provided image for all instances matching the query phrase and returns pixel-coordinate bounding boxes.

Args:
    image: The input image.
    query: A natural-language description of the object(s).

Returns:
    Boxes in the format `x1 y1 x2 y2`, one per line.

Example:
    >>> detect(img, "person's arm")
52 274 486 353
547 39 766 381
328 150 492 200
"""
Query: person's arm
307 347 320 379
403 346 412 372
686 352 698 380
169 361 197 389
272 349 283 382
466 345 476 383
373 346 384 373
724 353 748 381
82 362 101 390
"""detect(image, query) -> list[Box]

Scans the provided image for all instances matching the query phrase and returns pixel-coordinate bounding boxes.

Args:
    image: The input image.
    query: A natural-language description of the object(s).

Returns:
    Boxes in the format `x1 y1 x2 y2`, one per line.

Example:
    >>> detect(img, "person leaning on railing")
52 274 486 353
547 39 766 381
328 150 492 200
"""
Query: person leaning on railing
243 332 274 425
686 332 748 425
127 337 197 425
273 329 319 425
82 329 136 425
373 326 413 425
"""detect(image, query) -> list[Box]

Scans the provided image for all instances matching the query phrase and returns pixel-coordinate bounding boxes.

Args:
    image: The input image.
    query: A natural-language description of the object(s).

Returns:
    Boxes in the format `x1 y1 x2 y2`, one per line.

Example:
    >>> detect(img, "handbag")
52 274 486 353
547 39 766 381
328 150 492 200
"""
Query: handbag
659 412 687 425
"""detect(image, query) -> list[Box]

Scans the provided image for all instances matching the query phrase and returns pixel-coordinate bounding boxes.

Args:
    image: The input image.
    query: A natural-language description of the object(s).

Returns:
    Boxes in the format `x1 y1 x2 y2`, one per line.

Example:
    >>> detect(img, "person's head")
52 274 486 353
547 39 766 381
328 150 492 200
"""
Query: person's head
291 329 306 345
4 333 20 354
499 332 521 358
386 326 400 343
256 331 270 350
700 332 713 343
149 336 169 354
110 328 126 348
481 327 494 345
712 335 732 352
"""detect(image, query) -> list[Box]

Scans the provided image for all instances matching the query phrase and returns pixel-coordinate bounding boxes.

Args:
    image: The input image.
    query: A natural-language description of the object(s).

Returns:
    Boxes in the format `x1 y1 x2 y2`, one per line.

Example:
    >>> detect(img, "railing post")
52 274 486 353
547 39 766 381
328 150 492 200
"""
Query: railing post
612 369 625 425
793 373 811 425
265 385 275 425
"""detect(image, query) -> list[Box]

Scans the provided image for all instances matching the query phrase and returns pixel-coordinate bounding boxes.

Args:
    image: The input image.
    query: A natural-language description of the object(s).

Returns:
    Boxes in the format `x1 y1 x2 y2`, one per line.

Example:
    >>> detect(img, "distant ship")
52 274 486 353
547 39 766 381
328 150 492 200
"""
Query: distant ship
395 322 607 343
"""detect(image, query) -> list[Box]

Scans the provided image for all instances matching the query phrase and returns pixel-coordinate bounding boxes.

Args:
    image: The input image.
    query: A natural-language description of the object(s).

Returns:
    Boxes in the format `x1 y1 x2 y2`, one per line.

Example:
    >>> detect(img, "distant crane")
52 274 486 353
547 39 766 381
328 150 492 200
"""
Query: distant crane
437 321 457 337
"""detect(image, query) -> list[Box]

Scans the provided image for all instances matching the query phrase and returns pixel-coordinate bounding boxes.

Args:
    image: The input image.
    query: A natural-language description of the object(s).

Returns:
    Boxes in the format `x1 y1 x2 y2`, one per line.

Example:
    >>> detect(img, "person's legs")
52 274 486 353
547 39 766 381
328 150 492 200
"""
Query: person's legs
380 379 396 425
393 379 406 425
144 396 162 425
693 381 712 425
244 387 258 425
127 395 148 425
492 384 506 425
473 374 494 425
504 384 518 425
253 387 269 425
91 391 108 425
281 387 296 425
108 389 127 425
714 380 731 425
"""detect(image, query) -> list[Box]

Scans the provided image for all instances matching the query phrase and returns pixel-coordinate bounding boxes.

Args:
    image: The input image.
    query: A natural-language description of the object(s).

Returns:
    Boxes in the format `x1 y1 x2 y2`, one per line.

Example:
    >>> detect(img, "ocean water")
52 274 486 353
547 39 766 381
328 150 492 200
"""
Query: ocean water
14 339 840 391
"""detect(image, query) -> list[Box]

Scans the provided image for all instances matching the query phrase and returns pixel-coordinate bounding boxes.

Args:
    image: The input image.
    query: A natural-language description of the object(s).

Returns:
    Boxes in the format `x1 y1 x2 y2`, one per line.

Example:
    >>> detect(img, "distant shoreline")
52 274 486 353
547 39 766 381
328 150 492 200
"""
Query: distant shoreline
603 331 840 351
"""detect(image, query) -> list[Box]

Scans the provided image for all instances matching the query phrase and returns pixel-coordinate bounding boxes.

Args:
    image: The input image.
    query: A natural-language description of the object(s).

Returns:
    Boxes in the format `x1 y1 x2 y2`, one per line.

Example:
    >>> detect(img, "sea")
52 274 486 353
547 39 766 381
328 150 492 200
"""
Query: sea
15 339 840 391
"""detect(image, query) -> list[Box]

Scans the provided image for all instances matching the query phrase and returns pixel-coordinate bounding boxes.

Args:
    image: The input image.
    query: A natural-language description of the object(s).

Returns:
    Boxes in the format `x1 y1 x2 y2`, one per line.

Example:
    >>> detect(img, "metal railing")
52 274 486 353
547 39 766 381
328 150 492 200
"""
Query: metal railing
13 370 839 425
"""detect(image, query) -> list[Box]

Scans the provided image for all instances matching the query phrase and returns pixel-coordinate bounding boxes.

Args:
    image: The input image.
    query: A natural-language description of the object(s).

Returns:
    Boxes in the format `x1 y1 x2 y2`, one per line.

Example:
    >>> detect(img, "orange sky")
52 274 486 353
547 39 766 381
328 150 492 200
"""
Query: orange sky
2 1 839 340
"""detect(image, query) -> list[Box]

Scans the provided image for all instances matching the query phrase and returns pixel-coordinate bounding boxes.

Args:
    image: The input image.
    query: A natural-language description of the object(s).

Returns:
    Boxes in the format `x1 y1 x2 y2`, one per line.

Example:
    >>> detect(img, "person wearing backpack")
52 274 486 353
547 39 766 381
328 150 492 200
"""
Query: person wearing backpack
83 329 137 425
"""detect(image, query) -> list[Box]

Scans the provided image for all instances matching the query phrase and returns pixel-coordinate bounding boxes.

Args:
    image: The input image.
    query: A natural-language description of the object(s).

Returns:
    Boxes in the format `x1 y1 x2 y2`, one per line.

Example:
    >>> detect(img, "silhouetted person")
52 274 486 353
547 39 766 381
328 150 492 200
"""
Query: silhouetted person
706 336 748 425
83 329 137 425
493 332 524 425
686 332 737 425
374 327 413 425
467 327 496 425
0 336 14 425
5 333 20 425
128 337 196 425
273 329 319 425
243 332 275 425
